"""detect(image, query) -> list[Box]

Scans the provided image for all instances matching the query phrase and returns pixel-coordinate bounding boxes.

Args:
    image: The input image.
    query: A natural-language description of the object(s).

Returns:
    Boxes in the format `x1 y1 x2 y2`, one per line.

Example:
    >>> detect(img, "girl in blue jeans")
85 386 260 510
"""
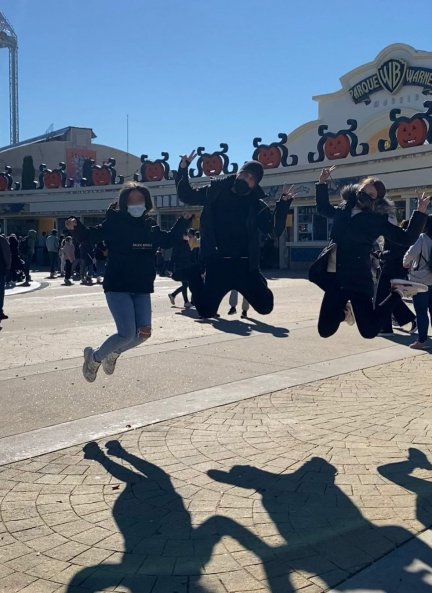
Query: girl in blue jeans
66 183 191 382
403 215 432 349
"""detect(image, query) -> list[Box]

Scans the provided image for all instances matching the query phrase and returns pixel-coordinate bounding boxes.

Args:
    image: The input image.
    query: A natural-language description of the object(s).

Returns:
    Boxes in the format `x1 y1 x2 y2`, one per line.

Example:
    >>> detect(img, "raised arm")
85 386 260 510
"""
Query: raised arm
153 214 191 249
66 217 108 244
316 166 338 219
175 151 211 206
380 194 429 247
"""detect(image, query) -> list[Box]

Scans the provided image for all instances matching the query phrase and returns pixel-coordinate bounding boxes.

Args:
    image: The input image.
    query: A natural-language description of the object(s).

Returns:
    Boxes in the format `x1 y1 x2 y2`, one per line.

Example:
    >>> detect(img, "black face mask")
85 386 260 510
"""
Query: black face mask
233 178 252 196
356 190 374 211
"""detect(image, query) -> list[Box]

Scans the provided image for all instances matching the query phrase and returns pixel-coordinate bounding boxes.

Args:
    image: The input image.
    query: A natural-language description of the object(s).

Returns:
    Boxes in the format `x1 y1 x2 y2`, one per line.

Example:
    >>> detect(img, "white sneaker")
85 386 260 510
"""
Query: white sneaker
390 279 428 299
82 347 101 383
102 351 120 375
97 276 103 284
344 302 355 326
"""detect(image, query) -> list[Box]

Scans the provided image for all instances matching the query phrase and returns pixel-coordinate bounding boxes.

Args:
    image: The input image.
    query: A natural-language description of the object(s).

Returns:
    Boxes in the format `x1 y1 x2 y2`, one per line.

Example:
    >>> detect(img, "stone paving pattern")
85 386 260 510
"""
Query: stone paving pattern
0 356 431 592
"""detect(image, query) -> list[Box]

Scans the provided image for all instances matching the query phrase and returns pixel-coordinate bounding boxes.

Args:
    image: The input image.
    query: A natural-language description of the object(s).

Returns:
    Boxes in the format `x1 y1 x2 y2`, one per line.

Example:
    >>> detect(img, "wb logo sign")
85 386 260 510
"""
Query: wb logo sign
377 59 407 94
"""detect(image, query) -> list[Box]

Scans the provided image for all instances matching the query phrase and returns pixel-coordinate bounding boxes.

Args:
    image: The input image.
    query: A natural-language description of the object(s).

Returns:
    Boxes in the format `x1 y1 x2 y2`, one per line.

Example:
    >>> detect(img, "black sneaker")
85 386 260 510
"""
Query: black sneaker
228 307 236 315
241 310 248 319
410 320 418 334
0 313 8 320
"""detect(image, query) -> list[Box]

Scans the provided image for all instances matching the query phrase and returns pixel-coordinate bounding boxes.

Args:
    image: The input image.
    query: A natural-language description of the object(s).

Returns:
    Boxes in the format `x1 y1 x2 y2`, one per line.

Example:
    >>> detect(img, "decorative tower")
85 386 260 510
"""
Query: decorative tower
0 12 18 145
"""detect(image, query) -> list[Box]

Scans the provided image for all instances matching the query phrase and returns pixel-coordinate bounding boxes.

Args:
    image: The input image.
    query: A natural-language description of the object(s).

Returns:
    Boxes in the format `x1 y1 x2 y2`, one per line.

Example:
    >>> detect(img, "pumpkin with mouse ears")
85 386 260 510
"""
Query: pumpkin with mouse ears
252 133 298 169
189 143 238 178
378 102 432 152
308 119 369 163
139 152 171 182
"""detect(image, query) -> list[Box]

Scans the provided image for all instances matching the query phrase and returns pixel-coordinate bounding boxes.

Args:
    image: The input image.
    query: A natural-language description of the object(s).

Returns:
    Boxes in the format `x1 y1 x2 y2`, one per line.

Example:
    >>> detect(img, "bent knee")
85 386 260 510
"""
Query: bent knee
137 326 152 340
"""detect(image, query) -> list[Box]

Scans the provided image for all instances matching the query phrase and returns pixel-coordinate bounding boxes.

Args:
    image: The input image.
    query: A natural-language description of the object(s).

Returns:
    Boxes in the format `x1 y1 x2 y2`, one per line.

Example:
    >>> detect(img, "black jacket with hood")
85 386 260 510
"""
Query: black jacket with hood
175 165 291 270
72 207 189 294
309 183 427 297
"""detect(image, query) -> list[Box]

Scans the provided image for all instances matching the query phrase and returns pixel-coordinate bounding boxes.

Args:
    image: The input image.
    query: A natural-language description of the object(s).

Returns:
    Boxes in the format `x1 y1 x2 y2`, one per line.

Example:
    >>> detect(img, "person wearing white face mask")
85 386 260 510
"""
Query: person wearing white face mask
66 183 192 382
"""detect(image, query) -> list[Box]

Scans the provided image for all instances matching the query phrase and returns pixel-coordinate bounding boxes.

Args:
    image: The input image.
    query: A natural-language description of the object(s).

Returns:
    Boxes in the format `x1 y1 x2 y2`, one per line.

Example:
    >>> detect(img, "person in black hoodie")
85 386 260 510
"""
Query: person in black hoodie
168 231 194 308
309 166 429 339
66 183 191 382
175 151 292 318
0 226 11 325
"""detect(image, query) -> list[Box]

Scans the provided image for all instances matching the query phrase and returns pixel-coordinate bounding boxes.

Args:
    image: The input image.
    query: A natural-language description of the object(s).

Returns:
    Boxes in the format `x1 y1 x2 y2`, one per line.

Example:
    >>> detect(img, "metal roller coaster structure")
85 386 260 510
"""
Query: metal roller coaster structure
0 11 18 145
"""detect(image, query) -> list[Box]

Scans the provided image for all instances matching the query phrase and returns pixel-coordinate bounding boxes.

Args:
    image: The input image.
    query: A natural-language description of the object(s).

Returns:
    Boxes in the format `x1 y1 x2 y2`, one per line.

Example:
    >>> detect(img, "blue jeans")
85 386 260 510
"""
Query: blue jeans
94 292 152 361
0 274 5 314
412 285 432 343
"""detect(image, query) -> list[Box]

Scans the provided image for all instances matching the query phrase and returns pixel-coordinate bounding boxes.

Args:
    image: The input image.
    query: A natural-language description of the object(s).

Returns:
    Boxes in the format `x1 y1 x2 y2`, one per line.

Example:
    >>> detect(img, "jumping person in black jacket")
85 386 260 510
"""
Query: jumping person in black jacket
175 151 293 319
309 166 429 339
66 183 191 382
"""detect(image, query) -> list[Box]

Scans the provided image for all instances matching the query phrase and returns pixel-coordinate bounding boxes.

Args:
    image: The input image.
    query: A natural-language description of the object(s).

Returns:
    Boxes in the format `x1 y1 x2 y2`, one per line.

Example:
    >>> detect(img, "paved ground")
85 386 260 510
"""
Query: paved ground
0 272 431 592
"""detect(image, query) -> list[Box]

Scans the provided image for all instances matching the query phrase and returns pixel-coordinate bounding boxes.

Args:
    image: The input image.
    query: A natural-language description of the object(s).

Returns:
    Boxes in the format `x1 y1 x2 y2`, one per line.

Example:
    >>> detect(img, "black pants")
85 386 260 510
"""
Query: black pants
318 281 402 339
172 281 189 302
188 259 273 318
65 260 72 281
375 270 415 332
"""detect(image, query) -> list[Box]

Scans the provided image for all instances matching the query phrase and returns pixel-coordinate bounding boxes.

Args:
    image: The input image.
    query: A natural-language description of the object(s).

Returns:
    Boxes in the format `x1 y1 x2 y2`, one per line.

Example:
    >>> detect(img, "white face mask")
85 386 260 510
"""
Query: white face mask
127 204 146 218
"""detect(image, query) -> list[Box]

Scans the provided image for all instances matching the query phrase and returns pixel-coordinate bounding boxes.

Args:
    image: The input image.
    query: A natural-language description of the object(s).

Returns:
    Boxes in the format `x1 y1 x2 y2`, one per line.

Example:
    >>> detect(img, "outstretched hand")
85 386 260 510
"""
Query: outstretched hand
179 150 197 169
318 166 336 184
280 184 298 202
416 191 431 214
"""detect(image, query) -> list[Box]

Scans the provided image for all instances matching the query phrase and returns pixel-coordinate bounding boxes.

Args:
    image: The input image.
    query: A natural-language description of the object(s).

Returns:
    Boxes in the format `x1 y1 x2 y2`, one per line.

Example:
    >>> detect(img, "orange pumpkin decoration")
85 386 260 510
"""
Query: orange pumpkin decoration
256 146 281 169
202 154 223 176
396 118 427 148
323 134 351 160
44 170 62 189
0 175 8 191
91 167 111 186
143 162 165 182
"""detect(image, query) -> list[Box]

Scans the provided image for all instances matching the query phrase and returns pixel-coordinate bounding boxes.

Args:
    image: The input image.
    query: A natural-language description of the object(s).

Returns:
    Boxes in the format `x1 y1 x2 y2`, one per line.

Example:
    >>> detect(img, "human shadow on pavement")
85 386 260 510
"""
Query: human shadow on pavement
378 447 432 528
175 309 290 338
208 457 432 592
67 440 257 593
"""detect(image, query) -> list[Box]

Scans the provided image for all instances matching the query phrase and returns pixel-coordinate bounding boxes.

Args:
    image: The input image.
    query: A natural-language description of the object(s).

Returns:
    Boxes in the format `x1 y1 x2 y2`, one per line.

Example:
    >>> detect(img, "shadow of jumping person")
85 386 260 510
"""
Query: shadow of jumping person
378 447 432 529
67 440 260 593
208 457 432 593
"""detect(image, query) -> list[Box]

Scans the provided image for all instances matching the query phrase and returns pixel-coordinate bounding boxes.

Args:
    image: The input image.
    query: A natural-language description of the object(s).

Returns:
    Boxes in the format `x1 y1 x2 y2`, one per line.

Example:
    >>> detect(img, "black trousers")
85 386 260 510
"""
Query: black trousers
318 280 402 339
172 281 189 302
65 260 72 281
375 270 415 331
188 259 273 318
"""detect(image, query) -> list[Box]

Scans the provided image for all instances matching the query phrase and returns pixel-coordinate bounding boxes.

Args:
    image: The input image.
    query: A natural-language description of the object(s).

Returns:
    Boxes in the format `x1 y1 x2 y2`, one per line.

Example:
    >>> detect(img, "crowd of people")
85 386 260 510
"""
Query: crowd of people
0 157 431 362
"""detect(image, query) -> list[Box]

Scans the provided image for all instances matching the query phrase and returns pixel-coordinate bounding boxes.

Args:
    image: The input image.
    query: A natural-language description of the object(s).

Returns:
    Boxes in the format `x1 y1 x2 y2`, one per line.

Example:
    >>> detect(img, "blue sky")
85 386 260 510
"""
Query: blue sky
1 0 431 167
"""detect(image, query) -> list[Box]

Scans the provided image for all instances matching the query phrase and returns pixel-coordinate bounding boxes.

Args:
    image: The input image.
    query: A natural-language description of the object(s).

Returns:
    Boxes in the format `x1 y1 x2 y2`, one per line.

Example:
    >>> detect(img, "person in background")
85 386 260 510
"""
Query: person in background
0 225 11 325
36 231 46 266
228 290 250 318
168 231 194 308
6 234 20 287
59 234 66 277
46 229 59 278
403 214 432 350
95 241 108 283
19 229 37 287
62 236 75 286
79 239 95 285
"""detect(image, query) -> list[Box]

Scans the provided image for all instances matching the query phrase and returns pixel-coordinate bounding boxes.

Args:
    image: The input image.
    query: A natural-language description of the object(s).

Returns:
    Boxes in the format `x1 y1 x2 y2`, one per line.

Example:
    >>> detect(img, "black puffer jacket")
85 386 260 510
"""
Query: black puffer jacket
175 165 291 270
310 183 427 296
72 208 189 293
